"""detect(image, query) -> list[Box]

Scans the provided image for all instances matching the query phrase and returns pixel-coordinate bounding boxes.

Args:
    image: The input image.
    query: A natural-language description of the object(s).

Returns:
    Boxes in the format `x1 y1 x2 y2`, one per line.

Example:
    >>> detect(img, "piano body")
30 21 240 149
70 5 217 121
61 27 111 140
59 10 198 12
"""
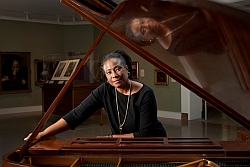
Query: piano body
2 0 250 166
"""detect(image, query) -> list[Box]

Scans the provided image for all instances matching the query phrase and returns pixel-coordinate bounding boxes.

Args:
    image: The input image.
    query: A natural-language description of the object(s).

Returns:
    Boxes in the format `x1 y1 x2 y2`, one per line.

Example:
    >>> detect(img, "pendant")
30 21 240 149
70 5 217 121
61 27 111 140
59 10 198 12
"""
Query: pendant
119 125 122 131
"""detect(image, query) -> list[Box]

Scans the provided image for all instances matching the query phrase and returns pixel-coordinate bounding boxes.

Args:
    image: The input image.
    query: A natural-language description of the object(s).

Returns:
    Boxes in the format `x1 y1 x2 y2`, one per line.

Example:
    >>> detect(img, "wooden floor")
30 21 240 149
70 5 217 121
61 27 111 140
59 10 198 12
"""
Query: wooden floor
0 106 247 167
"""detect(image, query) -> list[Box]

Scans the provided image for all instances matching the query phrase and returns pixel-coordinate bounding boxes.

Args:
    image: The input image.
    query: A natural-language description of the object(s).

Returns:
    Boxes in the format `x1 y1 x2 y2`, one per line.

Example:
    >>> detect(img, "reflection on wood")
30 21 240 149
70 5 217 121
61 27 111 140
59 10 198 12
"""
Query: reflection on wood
61 0 250 130
214 14 250 94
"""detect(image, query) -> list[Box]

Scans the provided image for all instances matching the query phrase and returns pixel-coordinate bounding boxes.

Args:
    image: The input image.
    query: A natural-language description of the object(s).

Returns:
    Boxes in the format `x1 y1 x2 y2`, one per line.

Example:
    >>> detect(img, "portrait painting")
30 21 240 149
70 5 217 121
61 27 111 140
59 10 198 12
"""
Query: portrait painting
34 59 55 86
154 70 168 85
131 61 139 79
0 52 31 94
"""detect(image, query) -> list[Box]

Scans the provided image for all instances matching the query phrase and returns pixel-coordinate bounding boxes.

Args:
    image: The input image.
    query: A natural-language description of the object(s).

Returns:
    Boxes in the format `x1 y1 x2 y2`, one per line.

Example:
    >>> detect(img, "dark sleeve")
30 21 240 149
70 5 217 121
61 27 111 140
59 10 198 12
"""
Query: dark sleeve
62 84 104 130
133 87 158 137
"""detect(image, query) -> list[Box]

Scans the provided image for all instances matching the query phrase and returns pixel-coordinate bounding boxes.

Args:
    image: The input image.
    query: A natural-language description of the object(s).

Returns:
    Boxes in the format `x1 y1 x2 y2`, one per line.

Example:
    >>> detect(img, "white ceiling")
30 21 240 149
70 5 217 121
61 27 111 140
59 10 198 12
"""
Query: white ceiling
0 0 124 24
0 0 249 24
210 0 250 12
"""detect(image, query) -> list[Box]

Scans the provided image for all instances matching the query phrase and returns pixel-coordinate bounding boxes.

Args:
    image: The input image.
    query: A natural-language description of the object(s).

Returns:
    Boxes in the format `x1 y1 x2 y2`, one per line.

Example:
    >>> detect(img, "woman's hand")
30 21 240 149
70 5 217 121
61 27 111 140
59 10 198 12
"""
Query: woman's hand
24 132 44 141
24 118 70 141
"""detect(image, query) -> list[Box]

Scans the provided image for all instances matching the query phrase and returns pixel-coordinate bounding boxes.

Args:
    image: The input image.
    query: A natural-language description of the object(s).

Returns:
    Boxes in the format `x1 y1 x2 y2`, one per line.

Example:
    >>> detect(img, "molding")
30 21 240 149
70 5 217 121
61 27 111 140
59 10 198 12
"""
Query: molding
0 105 42 115
0 16 91 25
158 110 182 119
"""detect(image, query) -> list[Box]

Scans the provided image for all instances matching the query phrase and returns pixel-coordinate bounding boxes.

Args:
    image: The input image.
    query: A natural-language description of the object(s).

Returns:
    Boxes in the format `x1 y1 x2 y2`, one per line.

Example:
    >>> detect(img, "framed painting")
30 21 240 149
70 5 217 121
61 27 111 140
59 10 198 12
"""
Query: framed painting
131 61 139 79
0 52 31 94
34 59 56 86
61 59 80 80
154 70 168 85
51 60 69 80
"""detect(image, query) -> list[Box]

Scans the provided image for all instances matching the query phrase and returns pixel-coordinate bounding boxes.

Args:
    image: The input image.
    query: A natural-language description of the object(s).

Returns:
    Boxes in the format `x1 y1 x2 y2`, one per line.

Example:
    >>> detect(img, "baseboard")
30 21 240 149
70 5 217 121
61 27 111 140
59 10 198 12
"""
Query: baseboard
0 107 182 120
158 110 182 119
0 105 42 115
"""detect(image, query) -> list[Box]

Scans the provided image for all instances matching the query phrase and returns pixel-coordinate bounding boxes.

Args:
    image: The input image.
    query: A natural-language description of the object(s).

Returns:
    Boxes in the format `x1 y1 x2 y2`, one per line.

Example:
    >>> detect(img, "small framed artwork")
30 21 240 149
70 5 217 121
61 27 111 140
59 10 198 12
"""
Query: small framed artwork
131 61 139 79
34 59 56 86
0 52 31 94
51 60 69 80
61 59 80 80
154 70 168 85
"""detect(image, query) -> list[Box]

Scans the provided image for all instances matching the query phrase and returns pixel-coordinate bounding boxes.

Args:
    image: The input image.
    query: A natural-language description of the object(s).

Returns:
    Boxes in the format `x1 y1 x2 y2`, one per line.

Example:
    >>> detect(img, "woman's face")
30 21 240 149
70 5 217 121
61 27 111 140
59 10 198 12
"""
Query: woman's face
130 17 161 40
103 58 128 88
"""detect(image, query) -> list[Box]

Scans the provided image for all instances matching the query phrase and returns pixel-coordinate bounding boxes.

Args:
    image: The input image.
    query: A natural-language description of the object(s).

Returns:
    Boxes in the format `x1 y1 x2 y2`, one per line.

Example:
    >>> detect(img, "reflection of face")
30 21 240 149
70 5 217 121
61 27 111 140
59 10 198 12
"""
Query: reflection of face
130 17 162 40
103 58 128 88
13 61 18 67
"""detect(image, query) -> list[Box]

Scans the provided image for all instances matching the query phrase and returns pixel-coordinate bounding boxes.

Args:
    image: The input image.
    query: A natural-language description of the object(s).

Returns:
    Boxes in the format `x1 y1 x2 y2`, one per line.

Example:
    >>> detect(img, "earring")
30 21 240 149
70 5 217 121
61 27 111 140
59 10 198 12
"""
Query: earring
143 38 154 43
128 72 131 76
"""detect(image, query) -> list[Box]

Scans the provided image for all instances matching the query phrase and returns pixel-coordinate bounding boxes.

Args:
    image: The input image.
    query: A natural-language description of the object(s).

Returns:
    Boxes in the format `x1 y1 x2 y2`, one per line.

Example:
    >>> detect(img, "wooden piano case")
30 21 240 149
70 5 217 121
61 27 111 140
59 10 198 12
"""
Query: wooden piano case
3 137 250 167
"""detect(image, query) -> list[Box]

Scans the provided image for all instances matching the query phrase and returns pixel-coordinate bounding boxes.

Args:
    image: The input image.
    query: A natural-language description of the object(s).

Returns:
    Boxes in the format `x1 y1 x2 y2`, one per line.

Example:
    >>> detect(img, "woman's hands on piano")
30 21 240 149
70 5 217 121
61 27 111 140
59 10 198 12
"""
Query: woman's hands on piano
24 118 70 141
24 131 45 141
96 133 134 138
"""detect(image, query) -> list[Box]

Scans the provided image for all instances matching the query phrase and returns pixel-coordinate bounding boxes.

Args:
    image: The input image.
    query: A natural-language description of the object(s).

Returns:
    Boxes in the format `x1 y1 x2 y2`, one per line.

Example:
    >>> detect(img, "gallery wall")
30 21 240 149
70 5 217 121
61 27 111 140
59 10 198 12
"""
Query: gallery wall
0 20 94 109
0 20 181 114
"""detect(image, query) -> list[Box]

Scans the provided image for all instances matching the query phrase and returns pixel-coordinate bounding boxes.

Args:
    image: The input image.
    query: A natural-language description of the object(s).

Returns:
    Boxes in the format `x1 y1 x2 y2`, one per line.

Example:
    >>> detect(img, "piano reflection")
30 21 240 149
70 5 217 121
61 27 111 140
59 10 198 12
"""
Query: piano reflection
2 0 250 166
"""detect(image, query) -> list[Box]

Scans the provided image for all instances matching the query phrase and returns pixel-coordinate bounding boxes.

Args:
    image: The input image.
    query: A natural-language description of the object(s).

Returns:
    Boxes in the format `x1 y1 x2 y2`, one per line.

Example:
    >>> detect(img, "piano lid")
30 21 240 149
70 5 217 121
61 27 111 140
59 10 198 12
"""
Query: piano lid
61 0 250 130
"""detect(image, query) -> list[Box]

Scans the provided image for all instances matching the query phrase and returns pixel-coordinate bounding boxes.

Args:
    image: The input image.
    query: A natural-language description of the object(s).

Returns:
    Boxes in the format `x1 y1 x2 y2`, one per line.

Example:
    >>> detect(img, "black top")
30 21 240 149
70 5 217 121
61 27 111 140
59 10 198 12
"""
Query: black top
63 82 166 137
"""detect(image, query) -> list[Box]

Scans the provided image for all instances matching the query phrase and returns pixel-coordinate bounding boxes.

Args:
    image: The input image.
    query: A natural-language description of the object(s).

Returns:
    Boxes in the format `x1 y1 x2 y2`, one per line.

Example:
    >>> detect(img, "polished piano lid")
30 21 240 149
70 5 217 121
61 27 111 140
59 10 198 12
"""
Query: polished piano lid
61 0 250 130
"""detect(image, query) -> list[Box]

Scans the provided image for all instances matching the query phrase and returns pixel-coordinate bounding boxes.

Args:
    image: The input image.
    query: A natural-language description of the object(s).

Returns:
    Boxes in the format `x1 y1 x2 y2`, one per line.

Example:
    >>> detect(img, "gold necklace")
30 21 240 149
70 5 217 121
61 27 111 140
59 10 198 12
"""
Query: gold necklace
156 11 197 40
115 80 131 134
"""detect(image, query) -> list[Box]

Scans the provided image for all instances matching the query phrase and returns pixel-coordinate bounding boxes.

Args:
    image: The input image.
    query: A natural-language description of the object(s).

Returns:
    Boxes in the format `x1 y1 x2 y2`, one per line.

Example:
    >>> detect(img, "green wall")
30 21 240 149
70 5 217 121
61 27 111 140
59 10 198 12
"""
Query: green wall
0 20 94 109
63 24 94 52
0 20 181 113
0 20 64 108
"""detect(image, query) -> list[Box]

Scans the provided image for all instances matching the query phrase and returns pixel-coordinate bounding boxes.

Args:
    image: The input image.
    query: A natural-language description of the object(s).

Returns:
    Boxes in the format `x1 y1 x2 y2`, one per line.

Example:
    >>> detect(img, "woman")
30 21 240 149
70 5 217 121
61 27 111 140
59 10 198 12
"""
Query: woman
39 63 51 82
125 0 224 56
24 50 166 140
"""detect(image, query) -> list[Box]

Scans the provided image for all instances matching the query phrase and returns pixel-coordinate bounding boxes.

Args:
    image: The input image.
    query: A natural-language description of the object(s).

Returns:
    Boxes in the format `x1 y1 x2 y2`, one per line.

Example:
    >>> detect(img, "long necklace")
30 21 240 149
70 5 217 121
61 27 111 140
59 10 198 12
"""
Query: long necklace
156 11 197 39
115 80 131 134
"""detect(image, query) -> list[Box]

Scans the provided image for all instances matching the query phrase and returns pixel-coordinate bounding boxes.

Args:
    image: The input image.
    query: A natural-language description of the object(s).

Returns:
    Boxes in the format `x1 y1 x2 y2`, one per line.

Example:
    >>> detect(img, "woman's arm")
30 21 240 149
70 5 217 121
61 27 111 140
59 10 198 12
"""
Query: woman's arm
24 118 70 141
24 84 106 141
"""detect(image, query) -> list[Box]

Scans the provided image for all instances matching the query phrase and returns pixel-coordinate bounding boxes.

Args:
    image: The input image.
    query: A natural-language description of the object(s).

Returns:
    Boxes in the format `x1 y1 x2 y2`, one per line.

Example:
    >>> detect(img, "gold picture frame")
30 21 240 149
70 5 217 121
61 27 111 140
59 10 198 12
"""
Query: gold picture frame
131 61 139 79
154 70 168 85
34 59 55 86
0 52 31 94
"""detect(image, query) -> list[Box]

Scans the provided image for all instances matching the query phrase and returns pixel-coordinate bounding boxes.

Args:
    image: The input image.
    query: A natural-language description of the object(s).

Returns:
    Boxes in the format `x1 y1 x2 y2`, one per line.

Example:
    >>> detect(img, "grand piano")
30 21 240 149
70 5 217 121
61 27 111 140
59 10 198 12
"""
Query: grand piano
2 0 250 166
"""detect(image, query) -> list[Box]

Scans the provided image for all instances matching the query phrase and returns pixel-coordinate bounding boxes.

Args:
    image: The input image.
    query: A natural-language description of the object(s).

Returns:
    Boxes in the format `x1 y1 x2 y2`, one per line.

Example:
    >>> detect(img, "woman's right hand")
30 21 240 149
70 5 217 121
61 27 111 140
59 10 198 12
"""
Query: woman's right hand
23 118 69 141
24 132 44 141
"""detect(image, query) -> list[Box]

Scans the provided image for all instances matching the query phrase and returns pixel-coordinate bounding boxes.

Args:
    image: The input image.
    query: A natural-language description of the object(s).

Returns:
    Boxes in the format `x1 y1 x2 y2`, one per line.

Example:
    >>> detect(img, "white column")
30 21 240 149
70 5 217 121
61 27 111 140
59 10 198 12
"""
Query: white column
181 85 202 120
